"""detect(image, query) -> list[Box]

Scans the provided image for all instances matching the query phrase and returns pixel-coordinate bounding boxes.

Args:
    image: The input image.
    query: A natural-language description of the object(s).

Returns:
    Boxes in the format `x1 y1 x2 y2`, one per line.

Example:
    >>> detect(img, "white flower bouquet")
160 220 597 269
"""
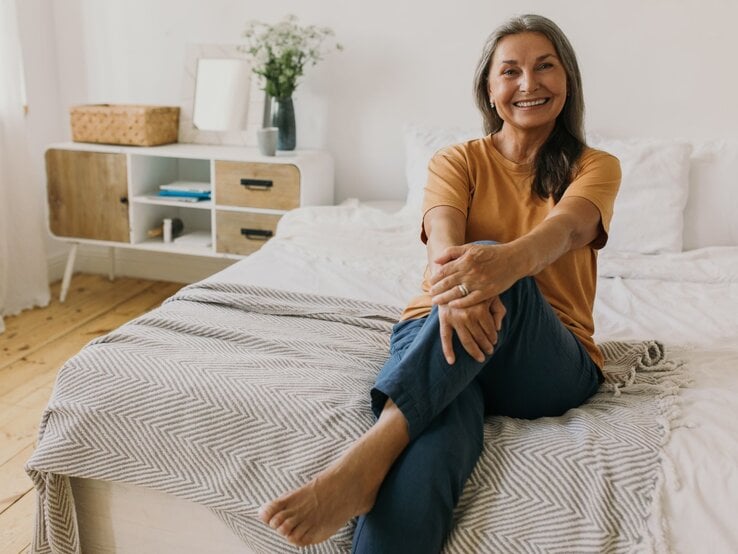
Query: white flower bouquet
240 14 342 100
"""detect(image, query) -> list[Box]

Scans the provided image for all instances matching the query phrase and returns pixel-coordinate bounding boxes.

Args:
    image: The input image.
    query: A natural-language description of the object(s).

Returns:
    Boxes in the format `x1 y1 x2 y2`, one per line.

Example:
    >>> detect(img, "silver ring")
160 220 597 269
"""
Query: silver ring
457 283 470 297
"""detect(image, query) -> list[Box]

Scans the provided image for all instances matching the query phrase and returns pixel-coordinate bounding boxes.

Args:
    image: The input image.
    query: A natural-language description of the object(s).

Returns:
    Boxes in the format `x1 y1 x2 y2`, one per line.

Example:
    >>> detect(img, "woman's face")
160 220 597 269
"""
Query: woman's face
488 32 568 136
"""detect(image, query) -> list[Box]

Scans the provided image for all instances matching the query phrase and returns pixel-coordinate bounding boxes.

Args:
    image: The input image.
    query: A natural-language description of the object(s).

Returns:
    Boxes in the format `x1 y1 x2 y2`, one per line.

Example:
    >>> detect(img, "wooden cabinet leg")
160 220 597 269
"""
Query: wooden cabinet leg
109 247 116 281
60 243 78 303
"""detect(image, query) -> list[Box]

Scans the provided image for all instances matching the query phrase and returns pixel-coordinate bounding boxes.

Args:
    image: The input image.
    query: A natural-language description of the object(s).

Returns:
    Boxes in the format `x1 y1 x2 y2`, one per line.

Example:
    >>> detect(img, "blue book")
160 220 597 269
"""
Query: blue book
158 190 211 199
159 181 211 194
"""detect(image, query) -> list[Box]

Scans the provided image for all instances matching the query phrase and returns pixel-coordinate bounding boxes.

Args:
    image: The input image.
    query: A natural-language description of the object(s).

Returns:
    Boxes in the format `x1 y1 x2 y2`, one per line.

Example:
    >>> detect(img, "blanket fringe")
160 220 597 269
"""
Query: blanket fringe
600 342 691 554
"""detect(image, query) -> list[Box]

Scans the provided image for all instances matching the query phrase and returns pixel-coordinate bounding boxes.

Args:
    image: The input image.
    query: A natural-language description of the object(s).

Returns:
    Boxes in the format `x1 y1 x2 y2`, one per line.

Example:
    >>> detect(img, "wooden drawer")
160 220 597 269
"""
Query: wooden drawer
215 210 282 255
214 161 300 210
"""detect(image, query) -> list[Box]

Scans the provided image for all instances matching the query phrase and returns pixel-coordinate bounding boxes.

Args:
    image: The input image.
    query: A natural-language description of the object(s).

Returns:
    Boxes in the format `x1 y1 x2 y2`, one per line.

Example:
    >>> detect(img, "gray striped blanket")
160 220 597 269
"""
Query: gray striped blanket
26 283 685 553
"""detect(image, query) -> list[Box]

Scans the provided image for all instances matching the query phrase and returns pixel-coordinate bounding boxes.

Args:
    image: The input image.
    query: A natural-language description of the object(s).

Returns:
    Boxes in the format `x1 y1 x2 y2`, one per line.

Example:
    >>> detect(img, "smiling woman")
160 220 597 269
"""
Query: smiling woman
256 14 622 553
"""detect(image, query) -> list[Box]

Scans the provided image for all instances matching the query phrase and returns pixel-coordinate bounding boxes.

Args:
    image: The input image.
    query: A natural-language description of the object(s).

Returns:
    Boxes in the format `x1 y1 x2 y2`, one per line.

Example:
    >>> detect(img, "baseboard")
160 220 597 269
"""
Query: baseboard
48 244 236 284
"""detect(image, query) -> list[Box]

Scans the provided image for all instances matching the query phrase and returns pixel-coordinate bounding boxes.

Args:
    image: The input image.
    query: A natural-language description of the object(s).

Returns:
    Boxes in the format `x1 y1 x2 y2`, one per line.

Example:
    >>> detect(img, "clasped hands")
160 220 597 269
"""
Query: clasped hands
429 243 518 365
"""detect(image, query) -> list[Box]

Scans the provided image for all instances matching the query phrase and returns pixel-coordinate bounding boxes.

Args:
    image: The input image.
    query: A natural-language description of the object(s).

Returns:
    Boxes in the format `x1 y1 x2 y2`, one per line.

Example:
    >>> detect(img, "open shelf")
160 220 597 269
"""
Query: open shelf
132 195 213 210
130 202 212 245
135 230 214 256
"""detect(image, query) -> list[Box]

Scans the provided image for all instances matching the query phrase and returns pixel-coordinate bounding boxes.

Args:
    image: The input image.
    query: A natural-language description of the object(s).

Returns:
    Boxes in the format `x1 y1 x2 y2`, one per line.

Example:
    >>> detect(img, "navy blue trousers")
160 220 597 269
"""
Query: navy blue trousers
351 273 603 554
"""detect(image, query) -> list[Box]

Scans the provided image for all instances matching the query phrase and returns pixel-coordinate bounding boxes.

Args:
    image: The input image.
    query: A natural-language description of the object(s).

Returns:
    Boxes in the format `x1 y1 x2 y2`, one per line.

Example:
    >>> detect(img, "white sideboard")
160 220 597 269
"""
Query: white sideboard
45 142 334 301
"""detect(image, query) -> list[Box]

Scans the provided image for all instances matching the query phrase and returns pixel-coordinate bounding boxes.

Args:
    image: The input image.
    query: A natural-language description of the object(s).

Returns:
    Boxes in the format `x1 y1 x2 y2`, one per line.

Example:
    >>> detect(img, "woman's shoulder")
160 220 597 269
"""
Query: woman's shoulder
576 146 621 177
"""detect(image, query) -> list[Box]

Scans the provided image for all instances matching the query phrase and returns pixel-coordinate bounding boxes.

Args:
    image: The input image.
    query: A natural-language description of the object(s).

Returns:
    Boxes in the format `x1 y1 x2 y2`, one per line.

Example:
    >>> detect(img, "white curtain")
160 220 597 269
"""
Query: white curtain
0 0 50 333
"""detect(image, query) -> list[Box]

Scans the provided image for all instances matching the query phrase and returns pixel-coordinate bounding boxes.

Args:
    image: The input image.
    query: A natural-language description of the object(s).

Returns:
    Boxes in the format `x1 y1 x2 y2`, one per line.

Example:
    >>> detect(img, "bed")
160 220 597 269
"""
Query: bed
26 131 738 554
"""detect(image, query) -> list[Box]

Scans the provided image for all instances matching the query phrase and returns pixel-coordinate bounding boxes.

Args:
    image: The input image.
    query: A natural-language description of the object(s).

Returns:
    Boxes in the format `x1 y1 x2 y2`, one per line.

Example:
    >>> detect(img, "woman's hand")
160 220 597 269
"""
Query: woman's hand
439 296 507 365
429 242 525 309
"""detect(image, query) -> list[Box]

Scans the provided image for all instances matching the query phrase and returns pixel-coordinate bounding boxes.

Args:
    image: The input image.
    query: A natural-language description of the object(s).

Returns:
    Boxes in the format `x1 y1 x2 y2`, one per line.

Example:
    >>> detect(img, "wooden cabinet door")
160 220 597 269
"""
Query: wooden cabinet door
46 149 130 242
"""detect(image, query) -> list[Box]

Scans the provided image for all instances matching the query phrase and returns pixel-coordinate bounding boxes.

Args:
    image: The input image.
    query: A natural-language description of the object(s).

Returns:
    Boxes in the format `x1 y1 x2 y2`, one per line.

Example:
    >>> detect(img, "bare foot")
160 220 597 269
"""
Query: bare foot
258 451 381 546
258 400 409 546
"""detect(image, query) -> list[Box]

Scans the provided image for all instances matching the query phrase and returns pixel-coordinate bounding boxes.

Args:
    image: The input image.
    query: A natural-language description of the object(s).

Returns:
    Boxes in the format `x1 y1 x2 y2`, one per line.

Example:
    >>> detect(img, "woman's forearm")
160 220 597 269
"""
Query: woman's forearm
428 197 602 308
510 197 601 277
423 207 467 276
509 214 575 277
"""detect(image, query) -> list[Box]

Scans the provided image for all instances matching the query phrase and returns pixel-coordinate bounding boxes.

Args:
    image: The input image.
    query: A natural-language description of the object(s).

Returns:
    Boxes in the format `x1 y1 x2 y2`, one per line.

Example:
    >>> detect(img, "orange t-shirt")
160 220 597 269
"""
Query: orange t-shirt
401 134 621 369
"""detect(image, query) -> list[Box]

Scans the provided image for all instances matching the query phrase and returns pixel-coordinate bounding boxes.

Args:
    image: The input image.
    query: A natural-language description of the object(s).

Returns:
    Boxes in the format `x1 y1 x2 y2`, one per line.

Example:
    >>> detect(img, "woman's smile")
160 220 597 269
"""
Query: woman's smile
513 97 550 109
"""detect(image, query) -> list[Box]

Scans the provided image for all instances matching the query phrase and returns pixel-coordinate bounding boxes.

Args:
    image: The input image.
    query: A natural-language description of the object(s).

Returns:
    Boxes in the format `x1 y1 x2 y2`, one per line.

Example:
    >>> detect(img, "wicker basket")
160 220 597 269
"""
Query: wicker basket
70 104 180 146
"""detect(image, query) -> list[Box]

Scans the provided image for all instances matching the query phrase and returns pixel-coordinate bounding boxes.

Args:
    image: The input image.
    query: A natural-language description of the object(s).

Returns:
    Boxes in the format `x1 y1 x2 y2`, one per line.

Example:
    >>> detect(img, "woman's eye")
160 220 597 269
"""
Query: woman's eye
503 69 517 76
537 63 553 70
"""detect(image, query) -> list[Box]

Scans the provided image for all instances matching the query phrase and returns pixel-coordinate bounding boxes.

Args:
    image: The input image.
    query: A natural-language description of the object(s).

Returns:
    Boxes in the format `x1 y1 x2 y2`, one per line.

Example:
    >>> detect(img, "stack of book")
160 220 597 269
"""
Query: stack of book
158 181 211 202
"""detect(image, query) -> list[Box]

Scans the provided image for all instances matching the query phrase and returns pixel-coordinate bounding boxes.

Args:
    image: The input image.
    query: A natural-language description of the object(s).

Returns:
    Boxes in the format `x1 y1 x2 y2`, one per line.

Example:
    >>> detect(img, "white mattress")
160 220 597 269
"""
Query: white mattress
204 201 738 553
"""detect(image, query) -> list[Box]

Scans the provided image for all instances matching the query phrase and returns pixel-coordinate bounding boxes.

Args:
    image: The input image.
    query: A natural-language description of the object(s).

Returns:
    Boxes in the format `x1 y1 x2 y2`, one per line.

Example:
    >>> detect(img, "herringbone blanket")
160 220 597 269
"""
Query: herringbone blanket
26 283 685 553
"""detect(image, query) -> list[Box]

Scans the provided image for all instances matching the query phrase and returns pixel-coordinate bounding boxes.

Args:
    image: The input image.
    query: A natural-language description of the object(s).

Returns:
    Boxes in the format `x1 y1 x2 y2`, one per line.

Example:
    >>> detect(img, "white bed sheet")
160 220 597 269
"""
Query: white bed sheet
205 202 738 553
205 200 427 306
656 347 738 554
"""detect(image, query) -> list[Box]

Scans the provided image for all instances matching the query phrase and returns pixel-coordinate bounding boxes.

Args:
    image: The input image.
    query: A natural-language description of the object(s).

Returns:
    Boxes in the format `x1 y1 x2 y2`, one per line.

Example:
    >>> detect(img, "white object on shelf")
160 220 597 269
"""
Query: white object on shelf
163 218 173 243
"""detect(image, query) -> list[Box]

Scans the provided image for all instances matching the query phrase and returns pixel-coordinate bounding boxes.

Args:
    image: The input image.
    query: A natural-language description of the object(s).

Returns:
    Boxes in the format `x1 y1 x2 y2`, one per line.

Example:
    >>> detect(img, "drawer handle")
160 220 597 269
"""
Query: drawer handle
240 228 273 241
240 178 273 190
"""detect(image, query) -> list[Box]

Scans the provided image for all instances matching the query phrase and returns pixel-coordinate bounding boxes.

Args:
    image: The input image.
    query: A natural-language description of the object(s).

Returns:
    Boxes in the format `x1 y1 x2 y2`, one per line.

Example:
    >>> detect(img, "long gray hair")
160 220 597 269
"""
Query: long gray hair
473 14 586 202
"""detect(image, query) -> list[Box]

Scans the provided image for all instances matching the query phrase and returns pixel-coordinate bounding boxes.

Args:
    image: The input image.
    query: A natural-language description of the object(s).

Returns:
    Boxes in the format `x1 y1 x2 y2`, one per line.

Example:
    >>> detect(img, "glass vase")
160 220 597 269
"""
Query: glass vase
271 96 296 151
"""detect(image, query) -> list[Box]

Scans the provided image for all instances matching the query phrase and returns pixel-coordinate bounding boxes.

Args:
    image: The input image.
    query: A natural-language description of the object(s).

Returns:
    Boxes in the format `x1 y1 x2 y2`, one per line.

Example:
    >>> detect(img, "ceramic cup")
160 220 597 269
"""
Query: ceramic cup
257 127 279 156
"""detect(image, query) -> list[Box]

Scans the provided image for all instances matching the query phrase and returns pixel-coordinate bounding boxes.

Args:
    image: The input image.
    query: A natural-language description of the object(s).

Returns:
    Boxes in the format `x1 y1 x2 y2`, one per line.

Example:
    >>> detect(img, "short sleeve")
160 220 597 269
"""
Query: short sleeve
420 147 472 243
562 150 622 249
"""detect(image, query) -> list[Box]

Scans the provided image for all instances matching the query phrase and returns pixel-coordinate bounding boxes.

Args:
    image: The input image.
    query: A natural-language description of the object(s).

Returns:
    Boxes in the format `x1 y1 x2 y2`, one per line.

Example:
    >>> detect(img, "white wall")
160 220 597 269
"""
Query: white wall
18 0 738 280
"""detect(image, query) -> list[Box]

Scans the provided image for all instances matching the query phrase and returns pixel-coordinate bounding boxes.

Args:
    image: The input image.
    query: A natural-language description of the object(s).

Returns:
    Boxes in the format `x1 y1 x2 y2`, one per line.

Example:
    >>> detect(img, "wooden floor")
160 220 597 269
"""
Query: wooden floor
0 274 182 553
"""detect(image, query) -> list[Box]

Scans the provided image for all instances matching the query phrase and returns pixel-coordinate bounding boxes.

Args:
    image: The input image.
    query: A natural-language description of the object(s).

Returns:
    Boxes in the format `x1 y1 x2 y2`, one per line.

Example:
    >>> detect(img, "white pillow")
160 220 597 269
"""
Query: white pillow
404 127 693 254
403 124 482 214
683 140 738 249
587 135 693 254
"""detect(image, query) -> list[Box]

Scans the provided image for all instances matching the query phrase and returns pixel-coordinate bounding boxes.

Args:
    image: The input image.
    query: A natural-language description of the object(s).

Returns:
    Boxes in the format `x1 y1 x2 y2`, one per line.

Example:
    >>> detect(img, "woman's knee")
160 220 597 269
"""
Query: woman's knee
464 241 539 302
493 276 541 327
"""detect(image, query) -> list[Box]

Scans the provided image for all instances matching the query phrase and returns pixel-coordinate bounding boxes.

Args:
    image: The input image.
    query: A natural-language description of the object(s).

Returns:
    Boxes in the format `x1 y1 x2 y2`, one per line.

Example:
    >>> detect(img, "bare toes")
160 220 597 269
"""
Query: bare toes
300 528 319 546
289 522 311 547
258 500 281 524
268 510 289 530
278 517 299 538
